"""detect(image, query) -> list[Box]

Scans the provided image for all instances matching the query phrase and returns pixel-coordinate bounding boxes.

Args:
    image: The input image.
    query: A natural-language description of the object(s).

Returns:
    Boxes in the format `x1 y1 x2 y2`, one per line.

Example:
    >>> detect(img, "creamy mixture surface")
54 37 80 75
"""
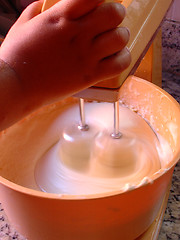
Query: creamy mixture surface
35 102 173 195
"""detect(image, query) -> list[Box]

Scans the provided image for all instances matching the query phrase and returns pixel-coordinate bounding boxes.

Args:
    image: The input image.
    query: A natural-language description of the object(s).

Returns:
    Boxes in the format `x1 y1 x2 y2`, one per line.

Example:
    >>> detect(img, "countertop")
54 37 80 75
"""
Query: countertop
158 72 180 240
159 18 180 240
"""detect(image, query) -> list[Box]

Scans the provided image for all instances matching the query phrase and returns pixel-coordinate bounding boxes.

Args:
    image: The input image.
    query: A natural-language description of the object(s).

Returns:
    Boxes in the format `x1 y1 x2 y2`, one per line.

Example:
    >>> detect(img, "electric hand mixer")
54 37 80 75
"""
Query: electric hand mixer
42 0 172 134
35 0 173 194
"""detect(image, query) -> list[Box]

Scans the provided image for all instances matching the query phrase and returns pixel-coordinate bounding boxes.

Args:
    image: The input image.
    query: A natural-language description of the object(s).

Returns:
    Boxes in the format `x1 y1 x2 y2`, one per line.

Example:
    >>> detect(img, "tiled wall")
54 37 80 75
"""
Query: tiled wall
162 0 180 75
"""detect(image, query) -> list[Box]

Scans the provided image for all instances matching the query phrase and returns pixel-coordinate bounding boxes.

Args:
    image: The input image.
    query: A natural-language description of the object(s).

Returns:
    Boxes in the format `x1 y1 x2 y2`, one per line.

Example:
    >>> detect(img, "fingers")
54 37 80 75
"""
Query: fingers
83 2 126 37
16 1 43 24
92 27 130 60
49 0 104 20
96 47 131 80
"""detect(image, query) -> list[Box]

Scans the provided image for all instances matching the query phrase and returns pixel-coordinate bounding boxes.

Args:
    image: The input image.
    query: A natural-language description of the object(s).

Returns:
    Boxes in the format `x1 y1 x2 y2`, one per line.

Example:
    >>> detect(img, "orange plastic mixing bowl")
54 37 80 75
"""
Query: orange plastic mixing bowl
0 76 179 240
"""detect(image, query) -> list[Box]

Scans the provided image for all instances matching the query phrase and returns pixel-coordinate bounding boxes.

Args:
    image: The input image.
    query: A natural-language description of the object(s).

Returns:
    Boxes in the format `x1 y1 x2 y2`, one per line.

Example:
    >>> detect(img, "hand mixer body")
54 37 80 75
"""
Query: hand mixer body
43 0 173 102
42 0 173 137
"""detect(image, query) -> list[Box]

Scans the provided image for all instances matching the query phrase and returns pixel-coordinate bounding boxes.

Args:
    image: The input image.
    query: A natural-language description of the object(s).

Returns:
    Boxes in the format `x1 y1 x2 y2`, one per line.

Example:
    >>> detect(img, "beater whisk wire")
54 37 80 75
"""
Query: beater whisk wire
78 98 89 131
111 101 122 139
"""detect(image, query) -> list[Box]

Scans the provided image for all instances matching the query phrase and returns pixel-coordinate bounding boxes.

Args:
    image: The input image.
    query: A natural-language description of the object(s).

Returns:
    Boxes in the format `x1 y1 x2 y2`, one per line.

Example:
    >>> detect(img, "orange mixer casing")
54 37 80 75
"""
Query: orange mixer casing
42 0 173 102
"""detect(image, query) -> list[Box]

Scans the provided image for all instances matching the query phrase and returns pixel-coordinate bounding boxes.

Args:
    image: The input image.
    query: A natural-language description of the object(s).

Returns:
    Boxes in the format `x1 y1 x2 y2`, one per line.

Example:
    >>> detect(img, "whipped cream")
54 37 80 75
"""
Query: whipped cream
35 102 173 195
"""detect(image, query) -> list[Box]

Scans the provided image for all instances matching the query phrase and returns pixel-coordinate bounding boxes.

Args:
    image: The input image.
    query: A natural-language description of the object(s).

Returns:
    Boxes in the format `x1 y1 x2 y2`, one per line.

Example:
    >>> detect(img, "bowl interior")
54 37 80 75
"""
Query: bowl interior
0 76 179 197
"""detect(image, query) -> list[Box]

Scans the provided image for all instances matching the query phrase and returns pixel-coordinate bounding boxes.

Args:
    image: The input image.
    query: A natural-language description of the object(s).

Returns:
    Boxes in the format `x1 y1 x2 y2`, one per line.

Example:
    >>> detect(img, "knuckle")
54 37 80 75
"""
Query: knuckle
116 27 130 44
115 48 131 71
122 48 131 68
105 2 126 26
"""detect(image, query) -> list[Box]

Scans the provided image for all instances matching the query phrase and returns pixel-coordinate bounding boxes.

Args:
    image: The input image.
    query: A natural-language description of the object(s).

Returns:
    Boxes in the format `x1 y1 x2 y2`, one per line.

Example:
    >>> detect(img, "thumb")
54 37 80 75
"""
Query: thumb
16 0 44 24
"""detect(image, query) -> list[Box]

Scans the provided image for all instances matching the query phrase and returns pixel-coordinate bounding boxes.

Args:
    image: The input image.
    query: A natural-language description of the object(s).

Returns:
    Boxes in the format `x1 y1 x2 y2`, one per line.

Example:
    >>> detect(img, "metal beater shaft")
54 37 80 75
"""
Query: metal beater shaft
111 101 122 139
78 98 89 131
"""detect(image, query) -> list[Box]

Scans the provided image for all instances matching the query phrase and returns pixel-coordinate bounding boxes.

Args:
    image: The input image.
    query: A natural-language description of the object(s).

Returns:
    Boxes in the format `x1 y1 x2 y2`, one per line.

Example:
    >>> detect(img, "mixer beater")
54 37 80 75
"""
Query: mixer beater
78 98 121 139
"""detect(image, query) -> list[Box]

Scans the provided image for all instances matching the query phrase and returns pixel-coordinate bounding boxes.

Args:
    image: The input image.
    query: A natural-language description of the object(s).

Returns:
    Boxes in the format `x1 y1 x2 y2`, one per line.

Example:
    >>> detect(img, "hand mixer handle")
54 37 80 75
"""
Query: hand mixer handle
42 0 59 11
95 0 173 89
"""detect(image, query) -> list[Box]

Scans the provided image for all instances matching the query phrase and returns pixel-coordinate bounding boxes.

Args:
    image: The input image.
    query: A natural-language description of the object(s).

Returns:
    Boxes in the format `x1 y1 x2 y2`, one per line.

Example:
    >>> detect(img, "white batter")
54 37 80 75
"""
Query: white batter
35 102 173 195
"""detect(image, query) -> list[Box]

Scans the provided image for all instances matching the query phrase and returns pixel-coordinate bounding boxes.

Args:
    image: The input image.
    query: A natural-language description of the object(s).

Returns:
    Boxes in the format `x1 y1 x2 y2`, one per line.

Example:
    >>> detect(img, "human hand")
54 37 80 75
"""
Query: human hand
0 0 131 106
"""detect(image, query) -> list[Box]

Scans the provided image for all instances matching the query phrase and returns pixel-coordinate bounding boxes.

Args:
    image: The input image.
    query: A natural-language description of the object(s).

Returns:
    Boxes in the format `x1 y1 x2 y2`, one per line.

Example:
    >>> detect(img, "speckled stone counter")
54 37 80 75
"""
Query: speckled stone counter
162 20 180 76
0 20 180 240
159 18 180 240
158 72 180 240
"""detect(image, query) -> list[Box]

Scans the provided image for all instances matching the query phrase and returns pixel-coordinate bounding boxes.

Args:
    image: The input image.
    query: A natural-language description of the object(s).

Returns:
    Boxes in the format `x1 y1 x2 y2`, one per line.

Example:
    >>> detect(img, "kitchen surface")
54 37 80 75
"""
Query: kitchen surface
0 1 180 239
158 4 180 239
